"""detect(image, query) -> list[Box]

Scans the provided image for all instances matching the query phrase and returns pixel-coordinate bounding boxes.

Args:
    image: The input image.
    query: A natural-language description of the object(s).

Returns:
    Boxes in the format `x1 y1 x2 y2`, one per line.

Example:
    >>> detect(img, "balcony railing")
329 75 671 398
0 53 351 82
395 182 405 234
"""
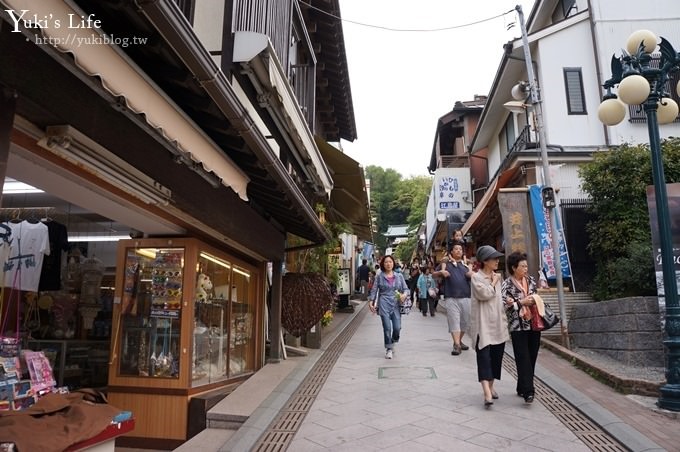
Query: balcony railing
508 125 532 156
438 154 469 169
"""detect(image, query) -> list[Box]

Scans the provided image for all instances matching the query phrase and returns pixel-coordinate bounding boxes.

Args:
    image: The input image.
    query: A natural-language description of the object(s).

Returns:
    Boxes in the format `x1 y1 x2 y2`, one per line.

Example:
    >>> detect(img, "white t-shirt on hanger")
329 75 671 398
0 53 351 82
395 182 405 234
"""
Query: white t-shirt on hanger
3 221 51 292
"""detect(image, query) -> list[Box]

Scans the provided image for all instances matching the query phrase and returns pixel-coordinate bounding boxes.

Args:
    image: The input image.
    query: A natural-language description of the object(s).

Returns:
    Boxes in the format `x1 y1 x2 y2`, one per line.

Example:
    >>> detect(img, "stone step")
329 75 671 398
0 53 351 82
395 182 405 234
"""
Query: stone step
540 292 594 336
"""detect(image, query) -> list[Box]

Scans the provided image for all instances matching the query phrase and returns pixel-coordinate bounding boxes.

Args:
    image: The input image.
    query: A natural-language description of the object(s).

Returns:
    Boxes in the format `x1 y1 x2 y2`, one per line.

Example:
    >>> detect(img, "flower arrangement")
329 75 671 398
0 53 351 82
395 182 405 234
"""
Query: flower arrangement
321 309 333 327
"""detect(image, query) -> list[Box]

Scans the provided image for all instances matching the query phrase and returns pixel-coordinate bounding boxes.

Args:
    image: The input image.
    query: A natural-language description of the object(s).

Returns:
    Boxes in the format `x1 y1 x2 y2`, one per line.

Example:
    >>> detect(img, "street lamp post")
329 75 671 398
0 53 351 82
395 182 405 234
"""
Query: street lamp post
597 30 680 411
515 5 570 348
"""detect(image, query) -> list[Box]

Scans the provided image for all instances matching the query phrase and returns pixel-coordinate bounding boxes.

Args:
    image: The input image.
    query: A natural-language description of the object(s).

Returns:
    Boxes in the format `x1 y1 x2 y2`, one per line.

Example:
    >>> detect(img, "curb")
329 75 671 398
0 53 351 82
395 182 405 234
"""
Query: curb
535 340 665 452
540 338 662 397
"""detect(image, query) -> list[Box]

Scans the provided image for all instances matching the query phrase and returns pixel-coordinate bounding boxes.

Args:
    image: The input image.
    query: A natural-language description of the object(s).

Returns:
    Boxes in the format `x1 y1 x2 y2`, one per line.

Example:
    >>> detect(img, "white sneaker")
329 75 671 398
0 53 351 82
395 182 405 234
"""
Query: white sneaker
385 349 393 359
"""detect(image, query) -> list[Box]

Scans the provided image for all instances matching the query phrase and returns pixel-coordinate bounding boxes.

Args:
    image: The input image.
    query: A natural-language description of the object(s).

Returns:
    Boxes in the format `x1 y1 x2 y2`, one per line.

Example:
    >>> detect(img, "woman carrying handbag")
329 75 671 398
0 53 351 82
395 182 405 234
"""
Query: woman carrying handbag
501 251 540 404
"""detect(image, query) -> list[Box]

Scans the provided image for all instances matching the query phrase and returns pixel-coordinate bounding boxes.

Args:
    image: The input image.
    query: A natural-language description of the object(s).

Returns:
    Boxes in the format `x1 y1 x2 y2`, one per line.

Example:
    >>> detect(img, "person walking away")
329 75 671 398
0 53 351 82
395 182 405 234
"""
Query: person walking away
469 245 510 407
358 259 371 301
502 251 540 404
434 242 473 355
416 264 437 316
368 255 410 359
408 258 421 308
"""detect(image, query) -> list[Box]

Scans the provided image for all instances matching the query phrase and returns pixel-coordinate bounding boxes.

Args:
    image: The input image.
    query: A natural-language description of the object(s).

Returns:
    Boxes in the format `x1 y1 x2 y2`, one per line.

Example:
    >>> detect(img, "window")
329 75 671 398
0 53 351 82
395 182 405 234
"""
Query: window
174 0 195 23
551 0 576 22
563 68 587 114
498 115 516 160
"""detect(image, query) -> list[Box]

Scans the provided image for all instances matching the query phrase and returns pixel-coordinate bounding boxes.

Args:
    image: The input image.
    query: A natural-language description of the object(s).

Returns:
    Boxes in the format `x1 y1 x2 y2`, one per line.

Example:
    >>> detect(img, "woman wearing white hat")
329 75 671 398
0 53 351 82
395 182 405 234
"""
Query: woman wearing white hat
469 245 510 407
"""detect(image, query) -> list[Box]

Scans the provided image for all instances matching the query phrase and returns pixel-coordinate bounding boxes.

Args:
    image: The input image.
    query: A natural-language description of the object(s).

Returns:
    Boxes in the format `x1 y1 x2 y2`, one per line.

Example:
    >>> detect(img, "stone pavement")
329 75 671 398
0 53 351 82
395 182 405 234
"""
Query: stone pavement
169 299 679 451
286 304 599 451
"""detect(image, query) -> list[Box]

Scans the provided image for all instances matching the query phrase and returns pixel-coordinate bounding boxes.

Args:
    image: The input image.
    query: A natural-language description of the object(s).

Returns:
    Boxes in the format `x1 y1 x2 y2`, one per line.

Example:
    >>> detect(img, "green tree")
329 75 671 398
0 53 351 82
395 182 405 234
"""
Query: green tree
397 176 433 231
365 167 432 258
579 138 680 300
364 166 403 250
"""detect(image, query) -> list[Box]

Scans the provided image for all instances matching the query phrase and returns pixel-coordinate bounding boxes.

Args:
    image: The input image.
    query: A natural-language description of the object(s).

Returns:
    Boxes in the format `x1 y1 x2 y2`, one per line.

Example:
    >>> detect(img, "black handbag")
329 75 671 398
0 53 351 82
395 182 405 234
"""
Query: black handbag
542 303 560 330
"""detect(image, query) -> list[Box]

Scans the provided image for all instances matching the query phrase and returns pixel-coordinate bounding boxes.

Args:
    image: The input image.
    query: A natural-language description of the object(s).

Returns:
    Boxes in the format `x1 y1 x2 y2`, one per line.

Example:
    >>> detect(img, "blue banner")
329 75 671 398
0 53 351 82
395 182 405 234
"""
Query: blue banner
528 185 571 280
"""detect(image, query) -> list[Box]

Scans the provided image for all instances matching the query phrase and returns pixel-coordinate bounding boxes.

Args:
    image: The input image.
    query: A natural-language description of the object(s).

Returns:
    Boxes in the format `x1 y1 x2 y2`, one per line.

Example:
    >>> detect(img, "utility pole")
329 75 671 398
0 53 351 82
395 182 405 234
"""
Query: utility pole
516 5 569 348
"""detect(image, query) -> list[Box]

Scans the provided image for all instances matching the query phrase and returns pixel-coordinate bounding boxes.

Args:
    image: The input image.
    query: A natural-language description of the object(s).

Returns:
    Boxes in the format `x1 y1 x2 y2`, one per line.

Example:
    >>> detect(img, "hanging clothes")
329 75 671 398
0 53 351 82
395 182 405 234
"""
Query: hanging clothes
38 220 69 291
3 220 50 291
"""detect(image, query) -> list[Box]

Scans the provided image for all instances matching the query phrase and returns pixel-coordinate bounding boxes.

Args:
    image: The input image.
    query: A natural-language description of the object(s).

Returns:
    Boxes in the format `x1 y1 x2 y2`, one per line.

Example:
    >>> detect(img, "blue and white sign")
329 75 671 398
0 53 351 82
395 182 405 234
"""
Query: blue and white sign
434 168 472 215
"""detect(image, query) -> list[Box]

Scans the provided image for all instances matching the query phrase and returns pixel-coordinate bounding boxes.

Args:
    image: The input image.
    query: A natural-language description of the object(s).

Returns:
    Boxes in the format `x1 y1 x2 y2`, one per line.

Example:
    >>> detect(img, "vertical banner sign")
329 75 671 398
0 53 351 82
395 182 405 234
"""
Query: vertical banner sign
529 185 571 280
362 242 374 261
434 168 472 215
646 183 680 310
437 175 461 210
498 189 533 254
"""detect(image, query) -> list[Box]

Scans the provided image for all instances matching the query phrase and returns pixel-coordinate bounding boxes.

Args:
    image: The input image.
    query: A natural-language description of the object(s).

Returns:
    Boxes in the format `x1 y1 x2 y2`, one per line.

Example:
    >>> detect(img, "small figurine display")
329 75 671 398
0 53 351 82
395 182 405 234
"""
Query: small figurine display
196 273 213 302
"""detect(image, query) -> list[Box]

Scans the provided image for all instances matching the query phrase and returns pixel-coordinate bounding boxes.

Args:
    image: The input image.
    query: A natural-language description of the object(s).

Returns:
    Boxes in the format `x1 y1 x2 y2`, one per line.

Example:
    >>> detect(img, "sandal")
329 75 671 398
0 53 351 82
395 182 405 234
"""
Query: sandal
491 391 499 400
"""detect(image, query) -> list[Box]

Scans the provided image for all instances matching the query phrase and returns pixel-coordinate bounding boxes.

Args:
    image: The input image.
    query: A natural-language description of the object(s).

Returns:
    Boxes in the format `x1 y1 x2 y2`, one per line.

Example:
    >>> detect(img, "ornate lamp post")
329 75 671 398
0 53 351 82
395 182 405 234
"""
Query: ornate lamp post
598 30 680 411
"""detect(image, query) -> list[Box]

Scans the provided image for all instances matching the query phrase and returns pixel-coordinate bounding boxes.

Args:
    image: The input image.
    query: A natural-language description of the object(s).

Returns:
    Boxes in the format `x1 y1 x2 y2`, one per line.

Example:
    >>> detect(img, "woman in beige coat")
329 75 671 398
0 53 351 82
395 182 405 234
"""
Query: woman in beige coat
469 245 510 407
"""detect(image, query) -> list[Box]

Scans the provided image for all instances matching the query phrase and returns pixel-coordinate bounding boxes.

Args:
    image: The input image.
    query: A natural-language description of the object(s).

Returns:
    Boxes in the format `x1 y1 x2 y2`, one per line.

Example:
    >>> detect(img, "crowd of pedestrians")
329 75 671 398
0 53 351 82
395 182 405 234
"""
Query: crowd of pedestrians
364 229 551 408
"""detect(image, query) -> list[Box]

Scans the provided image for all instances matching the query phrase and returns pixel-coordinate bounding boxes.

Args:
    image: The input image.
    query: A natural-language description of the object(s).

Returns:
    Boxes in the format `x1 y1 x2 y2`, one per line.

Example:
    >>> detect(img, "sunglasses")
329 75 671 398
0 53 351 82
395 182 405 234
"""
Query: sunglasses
154 270 182 277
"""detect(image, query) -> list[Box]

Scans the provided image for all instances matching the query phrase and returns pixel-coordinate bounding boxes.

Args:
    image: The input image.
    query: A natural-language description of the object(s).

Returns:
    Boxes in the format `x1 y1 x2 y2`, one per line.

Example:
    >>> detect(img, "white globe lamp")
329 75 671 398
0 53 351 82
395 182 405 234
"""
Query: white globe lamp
598 98 627 125
658 98 679 124
626 29 658 54
618 75 651 105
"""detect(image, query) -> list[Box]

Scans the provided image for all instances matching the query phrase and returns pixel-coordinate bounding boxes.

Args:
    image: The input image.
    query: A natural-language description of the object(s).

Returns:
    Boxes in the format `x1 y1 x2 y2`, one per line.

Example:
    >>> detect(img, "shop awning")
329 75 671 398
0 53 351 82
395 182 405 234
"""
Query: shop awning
462 166 522 235
3 0 250 201
315 138 372 241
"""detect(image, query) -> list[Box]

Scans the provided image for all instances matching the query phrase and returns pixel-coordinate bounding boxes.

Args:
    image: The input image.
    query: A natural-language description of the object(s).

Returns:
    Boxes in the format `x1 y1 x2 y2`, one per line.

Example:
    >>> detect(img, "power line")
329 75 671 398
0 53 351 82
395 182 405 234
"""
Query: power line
300 1 516 33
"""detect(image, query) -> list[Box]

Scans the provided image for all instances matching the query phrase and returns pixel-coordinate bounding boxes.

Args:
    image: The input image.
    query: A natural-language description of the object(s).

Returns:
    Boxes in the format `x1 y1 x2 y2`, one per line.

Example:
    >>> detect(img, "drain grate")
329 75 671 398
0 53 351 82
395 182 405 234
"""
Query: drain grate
502 354 627 451
377 366 437 379
253 307 369 451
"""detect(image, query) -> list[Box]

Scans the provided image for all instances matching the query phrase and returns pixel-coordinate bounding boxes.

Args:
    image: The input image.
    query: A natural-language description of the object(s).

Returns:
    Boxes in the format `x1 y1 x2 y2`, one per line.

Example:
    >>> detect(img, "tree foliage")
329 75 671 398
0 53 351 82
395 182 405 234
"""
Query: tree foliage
579 138 680 300
364 166 432 258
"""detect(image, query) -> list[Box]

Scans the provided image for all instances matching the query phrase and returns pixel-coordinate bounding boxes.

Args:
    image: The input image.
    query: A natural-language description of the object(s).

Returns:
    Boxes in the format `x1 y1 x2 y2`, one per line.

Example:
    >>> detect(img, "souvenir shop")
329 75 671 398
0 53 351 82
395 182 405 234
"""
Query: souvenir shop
0 121 266 445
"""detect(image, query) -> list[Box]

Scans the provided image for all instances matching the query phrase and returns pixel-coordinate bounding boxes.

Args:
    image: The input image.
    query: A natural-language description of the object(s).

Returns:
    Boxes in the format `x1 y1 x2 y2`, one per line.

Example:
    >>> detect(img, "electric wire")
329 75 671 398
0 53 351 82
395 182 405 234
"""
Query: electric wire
300 1 515 33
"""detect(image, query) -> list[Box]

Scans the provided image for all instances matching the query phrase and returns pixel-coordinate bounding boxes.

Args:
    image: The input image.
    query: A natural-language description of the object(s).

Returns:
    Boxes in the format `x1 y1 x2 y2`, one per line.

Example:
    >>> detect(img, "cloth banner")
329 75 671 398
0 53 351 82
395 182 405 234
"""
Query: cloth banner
645 183 680 310
528 185 571 280
497 189 533 254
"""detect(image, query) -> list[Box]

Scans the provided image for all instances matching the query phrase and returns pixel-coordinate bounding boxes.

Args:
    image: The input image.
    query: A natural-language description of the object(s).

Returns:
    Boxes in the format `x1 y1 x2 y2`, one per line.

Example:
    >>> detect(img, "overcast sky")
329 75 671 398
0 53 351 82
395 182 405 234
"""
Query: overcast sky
337 0 536 178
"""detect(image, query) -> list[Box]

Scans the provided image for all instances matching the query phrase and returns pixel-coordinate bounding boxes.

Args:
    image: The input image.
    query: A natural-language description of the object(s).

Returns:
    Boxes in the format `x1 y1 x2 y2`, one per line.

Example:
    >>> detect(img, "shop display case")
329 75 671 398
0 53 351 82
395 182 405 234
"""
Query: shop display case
25 339 109 389
107 238 261 442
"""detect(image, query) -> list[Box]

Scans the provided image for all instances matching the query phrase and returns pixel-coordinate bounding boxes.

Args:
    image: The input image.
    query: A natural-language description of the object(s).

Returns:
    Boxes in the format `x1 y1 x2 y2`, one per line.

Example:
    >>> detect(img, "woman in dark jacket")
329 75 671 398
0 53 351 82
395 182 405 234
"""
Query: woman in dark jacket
501 251 540 404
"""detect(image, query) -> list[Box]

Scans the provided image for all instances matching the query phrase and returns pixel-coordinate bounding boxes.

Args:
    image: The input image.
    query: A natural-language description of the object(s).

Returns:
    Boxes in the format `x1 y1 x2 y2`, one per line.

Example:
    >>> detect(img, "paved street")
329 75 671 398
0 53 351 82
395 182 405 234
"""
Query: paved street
160 299 678 451
285 303 612 451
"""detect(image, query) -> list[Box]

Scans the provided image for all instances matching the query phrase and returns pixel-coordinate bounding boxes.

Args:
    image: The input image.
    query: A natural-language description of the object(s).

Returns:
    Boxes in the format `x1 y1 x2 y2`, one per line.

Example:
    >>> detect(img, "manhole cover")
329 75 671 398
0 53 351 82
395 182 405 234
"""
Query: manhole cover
378 366 437 379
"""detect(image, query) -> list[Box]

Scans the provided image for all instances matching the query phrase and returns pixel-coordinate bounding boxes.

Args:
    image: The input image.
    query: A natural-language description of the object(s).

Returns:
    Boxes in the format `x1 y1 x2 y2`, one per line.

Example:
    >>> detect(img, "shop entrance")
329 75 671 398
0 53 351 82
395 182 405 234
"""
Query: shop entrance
1 144 184 390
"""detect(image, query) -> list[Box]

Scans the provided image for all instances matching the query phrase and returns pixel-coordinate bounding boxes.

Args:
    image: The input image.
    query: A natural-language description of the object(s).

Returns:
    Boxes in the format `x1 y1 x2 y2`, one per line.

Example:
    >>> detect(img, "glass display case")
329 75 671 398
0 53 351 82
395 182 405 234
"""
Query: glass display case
117 246 183 379
191 253 255 386
107 238 261 442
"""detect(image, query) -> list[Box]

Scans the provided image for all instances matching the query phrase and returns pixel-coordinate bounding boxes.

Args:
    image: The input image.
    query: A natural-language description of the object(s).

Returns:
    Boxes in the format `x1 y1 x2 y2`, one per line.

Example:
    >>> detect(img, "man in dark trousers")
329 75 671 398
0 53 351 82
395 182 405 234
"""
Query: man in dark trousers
358 259 371 300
